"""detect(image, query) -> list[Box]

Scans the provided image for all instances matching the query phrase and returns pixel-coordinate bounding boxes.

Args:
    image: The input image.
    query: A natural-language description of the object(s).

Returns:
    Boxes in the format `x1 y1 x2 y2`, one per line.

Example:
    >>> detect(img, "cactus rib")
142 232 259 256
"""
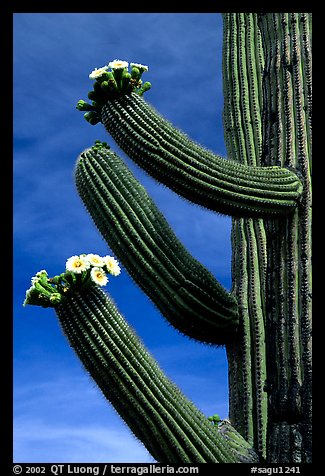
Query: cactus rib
75 144 239 345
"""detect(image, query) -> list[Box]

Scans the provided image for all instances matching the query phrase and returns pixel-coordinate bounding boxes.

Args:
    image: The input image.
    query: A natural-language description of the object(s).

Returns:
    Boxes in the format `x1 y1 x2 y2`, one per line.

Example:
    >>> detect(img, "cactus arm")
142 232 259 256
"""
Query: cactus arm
99 93 302 217
222 13 269 458
77 63 303 218
258 13 312 462
58 288 237 463
24 267 257 463
75 143 238 345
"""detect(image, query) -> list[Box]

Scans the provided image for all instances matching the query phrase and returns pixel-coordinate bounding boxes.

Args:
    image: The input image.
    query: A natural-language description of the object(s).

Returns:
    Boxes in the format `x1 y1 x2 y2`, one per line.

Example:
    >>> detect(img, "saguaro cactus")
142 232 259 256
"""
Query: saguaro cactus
25 13 311 463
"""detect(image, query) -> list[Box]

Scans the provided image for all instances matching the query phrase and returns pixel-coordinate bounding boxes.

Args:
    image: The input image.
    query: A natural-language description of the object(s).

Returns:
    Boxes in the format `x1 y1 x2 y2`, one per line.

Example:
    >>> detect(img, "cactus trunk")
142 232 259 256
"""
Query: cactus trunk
222 13 312 462
258 13 312 462
222 13 269 459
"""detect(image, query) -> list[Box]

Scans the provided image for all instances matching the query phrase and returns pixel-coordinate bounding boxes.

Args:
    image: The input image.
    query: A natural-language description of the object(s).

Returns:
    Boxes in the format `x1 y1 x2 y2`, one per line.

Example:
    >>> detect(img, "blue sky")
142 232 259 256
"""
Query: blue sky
13 13 233 463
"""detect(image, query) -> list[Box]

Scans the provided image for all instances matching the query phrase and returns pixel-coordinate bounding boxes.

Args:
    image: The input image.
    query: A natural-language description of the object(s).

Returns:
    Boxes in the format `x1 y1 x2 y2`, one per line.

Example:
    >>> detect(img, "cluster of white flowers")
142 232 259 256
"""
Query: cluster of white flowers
89 60 148 80
65 253 121 286
24 253 122 308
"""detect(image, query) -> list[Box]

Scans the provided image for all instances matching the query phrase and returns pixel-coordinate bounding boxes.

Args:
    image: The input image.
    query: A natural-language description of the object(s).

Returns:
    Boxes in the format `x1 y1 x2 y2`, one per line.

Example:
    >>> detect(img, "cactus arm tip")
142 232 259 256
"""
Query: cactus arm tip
23 252 121 308
76 59 151 125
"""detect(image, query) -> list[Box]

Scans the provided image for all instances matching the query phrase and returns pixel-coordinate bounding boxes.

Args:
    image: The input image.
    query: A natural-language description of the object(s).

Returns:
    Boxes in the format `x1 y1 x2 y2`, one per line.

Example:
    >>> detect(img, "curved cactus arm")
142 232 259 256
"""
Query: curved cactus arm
76 64 302 218
74 141 238 345
23 263 259 463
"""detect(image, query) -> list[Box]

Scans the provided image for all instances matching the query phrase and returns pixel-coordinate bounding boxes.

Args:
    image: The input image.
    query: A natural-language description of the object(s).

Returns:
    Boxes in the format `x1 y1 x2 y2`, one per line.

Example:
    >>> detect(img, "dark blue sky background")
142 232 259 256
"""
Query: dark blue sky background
13 13 233 463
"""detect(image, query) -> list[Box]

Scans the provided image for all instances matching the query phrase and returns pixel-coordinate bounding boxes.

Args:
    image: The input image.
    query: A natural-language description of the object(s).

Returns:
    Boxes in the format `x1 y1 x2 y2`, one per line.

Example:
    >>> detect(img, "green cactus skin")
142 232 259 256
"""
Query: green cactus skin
55 285 245 463
75 144 239 345
258 13 312 463
99 93 302 218
70 12 311 462
72 12 311 462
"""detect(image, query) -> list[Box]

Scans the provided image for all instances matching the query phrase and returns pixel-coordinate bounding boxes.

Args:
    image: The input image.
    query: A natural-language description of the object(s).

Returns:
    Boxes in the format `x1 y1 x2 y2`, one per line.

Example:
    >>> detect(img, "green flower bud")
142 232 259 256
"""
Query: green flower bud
208 414 221 425
137 81 151 96
87 90 97 100
49 293 62 304
131 67 140 81
93 140 110 151
101 81 110 92
76 100 95 111
121 72 132 93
